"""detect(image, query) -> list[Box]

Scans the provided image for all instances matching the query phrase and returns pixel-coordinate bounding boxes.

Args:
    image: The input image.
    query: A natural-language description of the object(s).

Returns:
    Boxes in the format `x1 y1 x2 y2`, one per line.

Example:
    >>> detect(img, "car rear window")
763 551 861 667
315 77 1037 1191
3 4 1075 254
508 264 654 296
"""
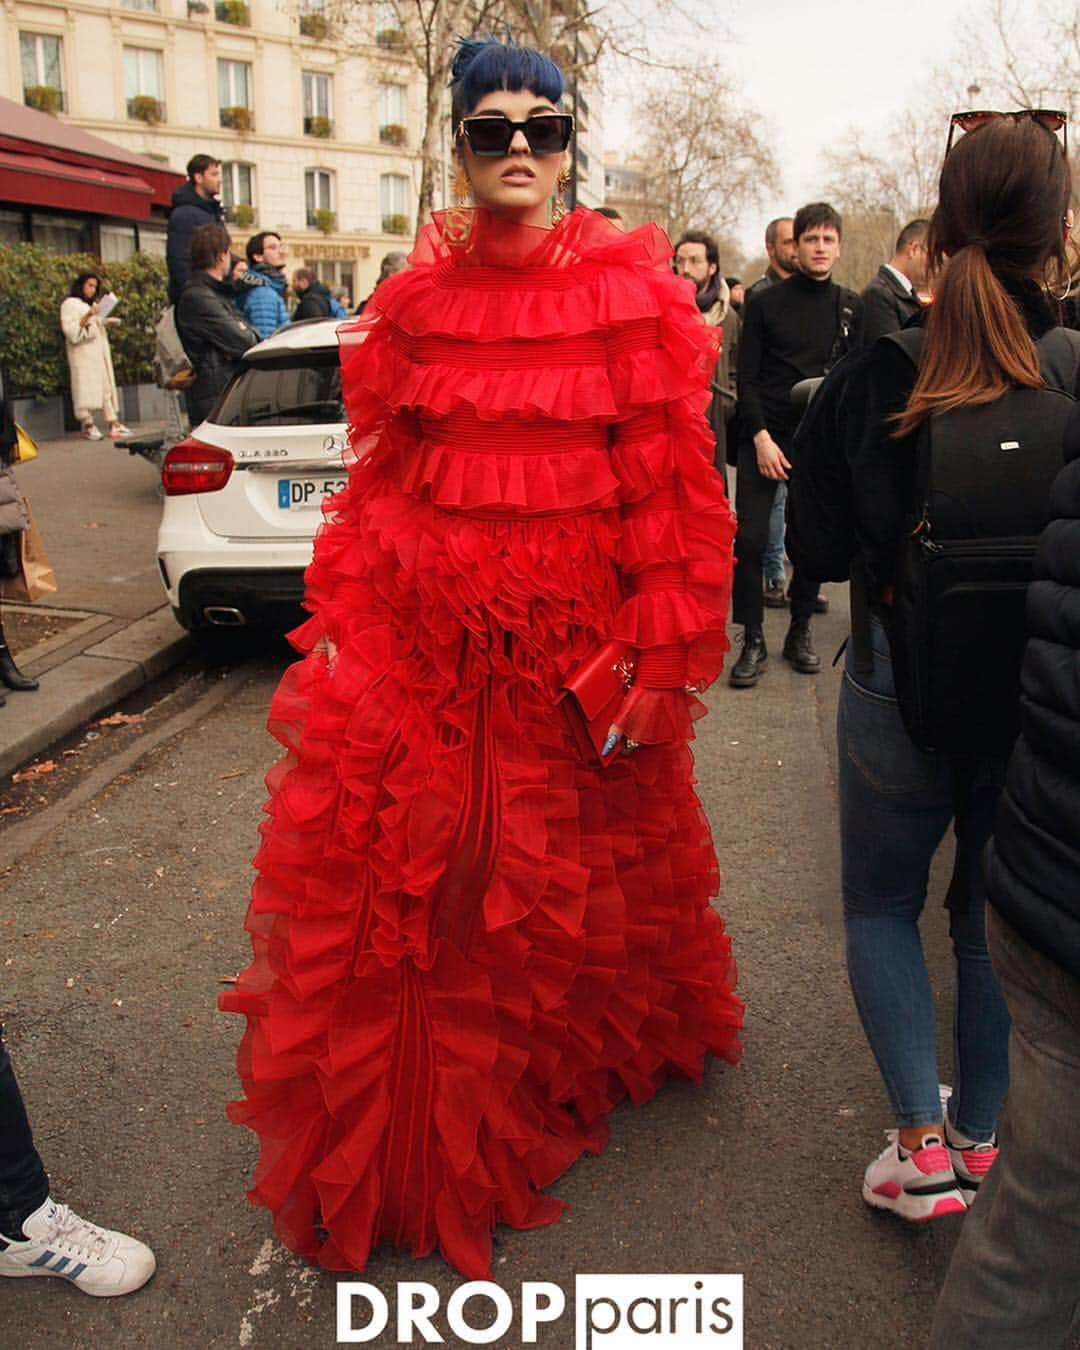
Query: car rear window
213 350 344 427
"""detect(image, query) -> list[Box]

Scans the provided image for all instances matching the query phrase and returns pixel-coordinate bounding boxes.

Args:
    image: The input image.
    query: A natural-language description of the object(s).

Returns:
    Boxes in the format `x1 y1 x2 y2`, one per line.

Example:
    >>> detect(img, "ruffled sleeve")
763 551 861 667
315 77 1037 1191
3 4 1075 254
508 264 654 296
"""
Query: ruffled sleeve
607 267 736 742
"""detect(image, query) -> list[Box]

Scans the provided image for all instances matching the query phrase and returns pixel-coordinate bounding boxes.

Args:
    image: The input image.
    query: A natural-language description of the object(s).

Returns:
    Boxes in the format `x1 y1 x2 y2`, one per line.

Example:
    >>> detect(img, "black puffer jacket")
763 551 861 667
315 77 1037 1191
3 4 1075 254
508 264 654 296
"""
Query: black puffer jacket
166 182 226 305
988 401 1080 980
293 280 333 322
175 272 258 425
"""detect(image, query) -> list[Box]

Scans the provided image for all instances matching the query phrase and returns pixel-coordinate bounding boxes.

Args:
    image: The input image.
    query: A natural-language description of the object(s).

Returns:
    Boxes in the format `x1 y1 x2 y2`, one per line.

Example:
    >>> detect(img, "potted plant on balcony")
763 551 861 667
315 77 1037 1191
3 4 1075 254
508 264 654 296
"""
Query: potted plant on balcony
375 27 405 46
299 12 328 39
313 208 336 235
232 202 255 229
379 123 407 146
305 115 332 138
129 95 163 125
24 85 61 115
221 105 252 131
216 0 250 25
382 213 408 235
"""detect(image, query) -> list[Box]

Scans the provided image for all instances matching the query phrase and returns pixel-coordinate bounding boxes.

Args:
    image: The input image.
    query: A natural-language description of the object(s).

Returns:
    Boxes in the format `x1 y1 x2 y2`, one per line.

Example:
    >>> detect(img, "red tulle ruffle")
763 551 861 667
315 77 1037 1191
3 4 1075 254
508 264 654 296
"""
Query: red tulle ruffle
222 206 742 1282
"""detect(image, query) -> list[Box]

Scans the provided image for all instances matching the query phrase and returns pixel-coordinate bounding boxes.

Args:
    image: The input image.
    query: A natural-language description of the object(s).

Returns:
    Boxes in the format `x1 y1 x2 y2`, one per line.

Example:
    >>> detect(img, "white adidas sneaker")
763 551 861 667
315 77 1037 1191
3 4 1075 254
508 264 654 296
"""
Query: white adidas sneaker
0 1197 155 1296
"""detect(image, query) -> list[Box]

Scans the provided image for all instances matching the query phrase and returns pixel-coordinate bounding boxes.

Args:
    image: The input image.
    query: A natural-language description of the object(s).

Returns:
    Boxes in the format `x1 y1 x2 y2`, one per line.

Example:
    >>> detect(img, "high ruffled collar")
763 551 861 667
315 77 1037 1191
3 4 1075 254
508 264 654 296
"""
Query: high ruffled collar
410 206 672 273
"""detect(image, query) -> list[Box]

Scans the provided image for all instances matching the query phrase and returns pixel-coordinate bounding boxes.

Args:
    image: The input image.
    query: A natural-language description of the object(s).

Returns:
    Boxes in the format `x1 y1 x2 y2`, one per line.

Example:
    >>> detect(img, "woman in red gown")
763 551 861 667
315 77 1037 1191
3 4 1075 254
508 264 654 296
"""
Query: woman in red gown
221 37 742 1280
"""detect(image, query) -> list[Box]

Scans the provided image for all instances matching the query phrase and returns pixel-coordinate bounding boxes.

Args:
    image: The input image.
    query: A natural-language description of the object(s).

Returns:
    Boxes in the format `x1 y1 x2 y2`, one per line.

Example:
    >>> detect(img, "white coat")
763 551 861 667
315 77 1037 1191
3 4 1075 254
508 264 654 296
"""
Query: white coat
60 296 119 416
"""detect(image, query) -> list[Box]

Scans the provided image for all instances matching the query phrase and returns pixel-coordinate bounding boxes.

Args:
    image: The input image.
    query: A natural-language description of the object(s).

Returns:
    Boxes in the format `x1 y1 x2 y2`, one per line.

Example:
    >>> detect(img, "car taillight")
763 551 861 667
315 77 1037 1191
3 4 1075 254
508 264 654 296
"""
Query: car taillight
162 438 234 495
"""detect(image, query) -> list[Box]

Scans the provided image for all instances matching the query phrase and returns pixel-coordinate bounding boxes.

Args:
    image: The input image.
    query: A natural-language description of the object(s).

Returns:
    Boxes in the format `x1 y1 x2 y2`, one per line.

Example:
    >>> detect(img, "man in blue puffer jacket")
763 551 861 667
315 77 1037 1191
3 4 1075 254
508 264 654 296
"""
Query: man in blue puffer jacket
237 232 290 339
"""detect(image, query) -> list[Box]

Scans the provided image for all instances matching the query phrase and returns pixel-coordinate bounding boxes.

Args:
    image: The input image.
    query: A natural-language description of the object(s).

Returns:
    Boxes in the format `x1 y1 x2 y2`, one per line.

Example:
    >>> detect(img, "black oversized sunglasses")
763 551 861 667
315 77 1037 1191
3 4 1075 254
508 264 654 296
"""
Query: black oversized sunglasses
945 108 1067 157
456 113 574 158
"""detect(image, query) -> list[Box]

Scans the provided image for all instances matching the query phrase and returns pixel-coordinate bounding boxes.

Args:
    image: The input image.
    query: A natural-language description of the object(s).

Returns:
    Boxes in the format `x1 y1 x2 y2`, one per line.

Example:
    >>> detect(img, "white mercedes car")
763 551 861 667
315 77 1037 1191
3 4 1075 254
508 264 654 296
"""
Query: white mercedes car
156 318 351 638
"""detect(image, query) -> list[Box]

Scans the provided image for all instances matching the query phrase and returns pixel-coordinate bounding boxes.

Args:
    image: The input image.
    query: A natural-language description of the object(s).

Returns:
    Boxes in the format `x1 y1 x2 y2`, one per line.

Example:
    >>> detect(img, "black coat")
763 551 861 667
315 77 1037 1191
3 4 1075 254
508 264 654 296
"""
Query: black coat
175 272 259 425
852 264 922 348
166 182 226 305
988 401 1080 981
293 280 333 322
787 281 1070 602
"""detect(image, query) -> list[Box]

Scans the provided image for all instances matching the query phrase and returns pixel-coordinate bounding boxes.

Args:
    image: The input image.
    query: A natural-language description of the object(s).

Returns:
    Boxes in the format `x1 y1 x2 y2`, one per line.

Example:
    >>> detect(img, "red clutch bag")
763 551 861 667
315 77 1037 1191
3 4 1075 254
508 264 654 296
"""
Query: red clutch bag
559 641 635 766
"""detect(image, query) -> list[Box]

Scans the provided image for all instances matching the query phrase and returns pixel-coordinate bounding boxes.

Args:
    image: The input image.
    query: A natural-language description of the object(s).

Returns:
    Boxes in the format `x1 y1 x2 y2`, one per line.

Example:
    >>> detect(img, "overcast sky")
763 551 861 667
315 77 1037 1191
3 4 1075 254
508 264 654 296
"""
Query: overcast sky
604 0 975 261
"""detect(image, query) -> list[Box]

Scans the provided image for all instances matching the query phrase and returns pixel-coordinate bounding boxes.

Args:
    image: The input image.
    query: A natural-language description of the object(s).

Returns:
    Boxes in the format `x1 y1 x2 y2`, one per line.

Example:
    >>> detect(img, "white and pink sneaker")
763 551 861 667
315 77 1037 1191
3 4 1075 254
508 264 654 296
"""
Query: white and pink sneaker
862 1132 968 1222
939 1084 999 1203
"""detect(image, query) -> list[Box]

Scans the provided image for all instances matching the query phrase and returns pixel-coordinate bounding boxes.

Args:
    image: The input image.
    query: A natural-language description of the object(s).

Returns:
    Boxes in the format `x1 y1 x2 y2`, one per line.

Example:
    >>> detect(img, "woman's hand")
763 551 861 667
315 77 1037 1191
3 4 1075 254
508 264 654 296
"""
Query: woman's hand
754 429 791 481
602 685 695 754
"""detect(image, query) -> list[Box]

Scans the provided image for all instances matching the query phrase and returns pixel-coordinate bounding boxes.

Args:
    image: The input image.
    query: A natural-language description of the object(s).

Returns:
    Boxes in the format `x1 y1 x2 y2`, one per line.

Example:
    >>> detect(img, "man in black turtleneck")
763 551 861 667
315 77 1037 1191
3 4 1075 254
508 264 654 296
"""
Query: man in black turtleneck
729 201 859 687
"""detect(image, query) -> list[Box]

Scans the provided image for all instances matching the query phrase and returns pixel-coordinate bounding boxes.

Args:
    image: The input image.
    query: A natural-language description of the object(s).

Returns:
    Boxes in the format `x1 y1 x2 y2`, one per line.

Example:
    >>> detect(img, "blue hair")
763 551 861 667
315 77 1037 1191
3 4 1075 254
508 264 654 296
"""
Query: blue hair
450 37 564 125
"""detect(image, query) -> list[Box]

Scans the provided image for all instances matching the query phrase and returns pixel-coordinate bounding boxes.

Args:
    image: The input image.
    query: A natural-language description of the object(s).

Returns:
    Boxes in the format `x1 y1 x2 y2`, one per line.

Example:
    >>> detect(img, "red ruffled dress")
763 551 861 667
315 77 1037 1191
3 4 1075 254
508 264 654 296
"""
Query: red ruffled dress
221 206 743 1279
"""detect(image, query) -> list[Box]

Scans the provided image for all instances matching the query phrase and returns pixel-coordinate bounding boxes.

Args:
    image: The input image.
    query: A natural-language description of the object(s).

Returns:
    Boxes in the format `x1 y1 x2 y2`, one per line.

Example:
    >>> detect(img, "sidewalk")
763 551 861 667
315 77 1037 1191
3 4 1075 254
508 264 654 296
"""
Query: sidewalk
0 421 191 779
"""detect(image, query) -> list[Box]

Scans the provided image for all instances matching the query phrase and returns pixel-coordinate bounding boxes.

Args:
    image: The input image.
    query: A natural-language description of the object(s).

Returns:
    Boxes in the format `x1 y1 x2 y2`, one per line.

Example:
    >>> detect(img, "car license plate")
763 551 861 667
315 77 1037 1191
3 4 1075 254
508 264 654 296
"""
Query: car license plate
277 477 348 509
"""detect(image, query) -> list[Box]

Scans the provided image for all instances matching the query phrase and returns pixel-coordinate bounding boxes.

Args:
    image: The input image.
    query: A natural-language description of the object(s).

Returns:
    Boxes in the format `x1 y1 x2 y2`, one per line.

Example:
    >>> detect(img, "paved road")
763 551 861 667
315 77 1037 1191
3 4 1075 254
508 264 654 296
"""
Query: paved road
2 601 1068 1350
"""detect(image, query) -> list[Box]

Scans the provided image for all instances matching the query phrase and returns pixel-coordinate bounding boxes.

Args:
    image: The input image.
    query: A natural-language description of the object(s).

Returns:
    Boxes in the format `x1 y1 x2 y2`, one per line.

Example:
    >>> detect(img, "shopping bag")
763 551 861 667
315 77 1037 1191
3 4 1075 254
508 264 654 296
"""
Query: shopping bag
0 502 57 602
13 424 38 464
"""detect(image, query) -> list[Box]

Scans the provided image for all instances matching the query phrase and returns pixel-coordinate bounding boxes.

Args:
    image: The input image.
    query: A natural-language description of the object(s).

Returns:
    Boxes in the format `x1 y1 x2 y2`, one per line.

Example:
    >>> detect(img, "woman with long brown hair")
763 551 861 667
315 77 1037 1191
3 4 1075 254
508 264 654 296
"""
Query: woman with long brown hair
790 112 1076 1224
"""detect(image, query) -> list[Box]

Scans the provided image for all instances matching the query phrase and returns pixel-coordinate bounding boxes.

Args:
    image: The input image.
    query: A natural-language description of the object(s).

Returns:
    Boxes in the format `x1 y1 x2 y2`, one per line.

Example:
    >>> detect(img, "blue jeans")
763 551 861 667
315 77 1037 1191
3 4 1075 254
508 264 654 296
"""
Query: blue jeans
0 1026 48 1239
763 481 786 584
837 620 1010 1140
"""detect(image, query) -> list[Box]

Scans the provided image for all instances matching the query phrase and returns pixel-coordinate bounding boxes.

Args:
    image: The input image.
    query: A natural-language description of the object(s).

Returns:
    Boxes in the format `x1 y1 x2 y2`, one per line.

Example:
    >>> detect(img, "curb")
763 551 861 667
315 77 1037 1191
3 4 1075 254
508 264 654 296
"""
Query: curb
0 606 193 781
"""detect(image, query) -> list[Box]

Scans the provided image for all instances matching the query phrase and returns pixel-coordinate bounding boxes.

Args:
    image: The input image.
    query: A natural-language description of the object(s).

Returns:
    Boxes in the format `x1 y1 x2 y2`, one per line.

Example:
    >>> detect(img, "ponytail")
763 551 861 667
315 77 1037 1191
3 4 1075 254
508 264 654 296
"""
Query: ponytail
892 115 1069 439
893 244 1042 437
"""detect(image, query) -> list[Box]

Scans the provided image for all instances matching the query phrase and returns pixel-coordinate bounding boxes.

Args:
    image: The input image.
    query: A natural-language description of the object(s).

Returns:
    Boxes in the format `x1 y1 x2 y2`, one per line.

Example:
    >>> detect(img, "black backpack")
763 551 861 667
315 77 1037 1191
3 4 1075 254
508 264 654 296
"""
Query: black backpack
885 326 1080 755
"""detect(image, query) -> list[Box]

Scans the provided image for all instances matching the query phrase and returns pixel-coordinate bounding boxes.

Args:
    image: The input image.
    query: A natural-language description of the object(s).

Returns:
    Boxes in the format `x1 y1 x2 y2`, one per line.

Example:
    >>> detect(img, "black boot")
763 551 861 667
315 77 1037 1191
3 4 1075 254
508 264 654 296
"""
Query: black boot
0 629 39 692
782 619 821 674
729 625 768 687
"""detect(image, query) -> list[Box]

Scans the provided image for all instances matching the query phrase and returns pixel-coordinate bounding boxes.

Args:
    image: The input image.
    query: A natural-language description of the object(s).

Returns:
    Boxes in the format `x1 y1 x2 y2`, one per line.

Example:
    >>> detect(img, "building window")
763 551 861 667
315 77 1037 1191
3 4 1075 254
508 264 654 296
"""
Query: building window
302 72 332 137
30 213 93 255
123 47 165 123
137 224 168 258
375 0 404 46
100 223 138 262
218 59 253 130
216 0 250 25
380 173 409 234
222 162 255 226
299 0 329 39
0 209 28 246
305 169 335 230
20 33 65 113
121 0 160 11
378 83 407 144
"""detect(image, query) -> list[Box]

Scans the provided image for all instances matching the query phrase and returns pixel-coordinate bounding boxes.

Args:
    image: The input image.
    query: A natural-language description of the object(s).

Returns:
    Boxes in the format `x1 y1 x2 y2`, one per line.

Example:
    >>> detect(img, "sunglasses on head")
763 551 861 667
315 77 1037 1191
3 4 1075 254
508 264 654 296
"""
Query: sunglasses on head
456 112 575 158
945 108 1067 157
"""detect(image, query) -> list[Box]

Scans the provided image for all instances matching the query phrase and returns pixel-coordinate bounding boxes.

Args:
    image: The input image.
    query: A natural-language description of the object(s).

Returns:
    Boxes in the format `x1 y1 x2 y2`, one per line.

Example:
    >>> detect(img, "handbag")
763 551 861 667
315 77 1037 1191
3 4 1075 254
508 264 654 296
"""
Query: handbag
559 641 635 766
13 424 38 464
0 501 57 603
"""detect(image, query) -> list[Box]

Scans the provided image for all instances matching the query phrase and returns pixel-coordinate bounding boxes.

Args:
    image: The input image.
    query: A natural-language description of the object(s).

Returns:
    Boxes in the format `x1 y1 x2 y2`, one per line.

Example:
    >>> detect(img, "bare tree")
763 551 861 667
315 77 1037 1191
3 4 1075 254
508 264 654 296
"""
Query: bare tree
633 62 778 241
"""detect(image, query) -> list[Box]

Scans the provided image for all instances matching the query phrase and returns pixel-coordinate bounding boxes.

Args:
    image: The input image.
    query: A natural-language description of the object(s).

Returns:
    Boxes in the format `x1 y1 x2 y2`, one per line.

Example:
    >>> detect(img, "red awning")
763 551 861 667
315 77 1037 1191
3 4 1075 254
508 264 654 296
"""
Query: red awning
0 150 154 219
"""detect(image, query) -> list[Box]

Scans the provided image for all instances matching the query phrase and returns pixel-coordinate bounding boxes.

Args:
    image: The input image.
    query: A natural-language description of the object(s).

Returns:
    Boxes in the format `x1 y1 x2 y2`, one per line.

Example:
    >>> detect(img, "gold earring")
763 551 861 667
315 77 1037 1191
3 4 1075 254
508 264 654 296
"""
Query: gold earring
444 167 474 248
552 167 570 225
1046 255 1073 302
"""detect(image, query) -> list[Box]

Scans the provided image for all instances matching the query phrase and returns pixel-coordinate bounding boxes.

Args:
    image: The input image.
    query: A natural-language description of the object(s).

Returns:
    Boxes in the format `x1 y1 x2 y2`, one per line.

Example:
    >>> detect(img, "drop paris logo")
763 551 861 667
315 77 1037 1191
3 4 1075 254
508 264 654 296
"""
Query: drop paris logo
336 1273 743 1347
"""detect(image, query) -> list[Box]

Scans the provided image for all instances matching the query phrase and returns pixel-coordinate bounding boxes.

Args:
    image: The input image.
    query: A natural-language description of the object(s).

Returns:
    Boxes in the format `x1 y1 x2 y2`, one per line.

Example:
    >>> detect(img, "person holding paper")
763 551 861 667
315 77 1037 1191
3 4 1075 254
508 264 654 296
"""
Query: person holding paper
59 273 130 442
